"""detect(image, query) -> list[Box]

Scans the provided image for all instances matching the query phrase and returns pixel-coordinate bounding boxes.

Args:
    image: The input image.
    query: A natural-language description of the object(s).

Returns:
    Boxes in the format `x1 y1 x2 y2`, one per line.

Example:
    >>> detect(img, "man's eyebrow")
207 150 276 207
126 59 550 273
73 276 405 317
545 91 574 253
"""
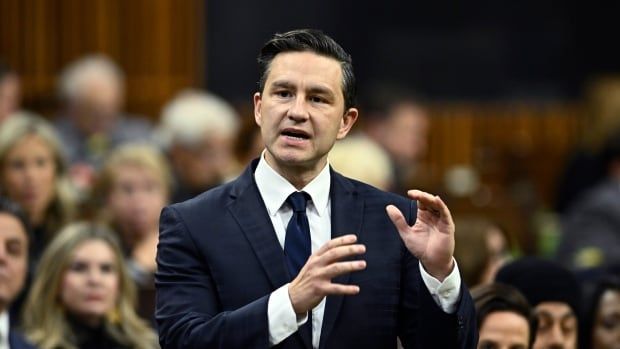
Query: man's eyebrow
270 80 295 90
561 310 576 321
307 85 335 96
535 310 552 318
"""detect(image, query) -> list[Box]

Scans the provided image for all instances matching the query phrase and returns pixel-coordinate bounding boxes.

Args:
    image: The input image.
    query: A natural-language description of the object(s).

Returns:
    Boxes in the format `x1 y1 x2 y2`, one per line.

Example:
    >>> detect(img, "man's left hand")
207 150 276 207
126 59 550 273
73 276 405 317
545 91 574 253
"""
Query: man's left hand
386 189 455 281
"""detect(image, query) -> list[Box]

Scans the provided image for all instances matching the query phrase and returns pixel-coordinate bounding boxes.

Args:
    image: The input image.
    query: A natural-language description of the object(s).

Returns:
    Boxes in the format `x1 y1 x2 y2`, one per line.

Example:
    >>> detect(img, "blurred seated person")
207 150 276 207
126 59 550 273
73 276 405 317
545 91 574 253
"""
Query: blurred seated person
362 85 430 193
55 55 153 195
556 129 620 270
555 77 620 214
156 90 239 203
0 198 37 348
454 217 513 288
0 113 76 265
496 257 581 349
328 134 394 191
472 283 536 349
94 144 172 319
22 222 158 349
233 111 264 167
0 60 21 125
581 275 620 349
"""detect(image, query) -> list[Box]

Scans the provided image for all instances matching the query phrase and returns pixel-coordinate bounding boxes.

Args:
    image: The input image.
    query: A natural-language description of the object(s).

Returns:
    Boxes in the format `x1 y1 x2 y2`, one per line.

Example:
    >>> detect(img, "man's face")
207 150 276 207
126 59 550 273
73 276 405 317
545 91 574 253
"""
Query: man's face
70 78 122 136
171 133 234 191
254 51 357 177
533 302 578 349
381 102 429 164
477 311 530 349
0 212 28 311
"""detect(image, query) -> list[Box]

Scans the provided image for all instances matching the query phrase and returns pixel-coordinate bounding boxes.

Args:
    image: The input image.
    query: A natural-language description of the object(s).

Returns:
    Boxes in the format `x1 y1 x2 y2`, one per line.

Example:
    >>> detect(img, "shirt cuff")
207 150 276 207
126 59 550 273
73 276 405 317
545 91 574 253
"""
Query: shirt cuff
418 259 462 314
267 283 309 346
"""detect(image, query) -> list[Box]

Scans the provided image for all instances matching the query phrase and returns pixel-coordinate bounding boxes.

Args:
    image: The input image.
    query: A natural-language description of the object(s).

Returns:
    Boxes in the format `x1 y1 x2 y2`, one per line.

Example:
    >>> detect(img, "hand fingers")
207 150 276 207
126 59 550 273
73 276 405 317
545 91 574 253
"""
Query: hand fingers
319 244 366 265
321 260 366 279
433 195 454 224
315 234 358 256
322 283 360 295
385 205 409 232
407 190 444 218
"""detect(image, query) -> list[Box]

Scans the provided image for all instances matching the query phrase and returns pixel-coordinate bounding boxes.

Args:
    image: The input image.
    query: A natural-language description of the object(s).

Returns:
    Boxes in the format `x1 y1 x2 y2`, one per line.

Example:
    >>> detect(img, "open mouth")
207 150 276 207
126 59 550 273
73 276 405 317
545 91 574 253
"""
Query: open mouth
281 129 310 140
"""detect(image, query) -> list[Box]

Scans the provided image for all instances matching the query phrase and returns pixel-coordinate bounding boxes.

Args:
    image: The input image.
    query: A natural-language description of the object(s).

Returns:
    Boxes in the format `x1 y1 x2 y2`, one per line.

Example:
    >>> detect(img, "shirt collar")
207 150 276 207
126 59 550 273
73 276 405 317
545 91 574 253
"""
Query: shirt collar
254 151 330 217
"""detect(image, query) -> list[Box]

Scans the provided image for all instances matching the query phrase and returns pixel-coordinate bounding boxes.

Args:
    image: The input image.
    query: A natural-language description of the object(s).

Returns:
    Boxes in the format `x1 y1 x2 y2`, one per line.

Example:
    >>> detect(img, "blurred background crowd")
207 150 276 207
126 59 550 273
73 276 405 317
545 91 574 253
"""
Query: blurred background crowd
0 0 619 348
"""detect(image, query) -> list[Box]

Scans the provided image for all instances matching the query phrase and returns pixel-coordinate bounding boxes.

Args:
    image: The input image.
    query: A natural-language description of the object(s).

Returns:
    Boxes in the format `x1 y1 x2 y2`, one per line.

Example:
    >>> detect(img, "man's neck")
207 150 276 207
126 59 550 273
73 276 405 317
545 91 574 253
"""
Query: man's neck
263 153 326 190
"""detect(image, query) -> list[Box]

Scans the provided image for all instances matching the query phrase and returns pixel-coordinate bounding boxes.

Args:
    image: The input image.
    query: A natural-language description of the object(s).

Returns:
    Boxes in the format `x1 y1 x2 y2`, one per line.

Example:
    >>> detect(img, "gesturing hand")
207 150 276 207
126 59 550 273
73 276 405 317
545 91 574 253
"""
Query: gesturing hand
288 234 366 315
385 190 455 281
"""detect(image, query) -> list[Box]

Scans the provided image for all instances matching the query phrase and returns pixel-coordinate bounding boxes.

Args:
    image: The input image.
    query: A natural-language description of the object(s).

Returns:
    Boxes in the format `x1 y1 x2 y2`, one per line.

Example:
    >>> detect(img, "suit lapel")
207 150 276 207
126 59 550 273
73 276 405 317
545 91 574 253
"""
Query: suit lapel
228 162 290 290
229 162 313 349
319 170 365 349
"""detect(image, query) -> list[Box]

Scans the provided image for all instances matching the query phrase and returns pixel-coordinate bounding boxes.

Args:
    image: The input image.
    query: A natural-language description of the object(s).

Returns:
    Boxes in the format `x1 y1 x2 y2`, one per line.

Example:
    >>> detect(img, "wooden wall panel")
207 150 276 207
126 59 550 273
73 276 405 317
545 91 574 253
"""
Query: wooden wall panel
419 103 583 253
0 0 204 118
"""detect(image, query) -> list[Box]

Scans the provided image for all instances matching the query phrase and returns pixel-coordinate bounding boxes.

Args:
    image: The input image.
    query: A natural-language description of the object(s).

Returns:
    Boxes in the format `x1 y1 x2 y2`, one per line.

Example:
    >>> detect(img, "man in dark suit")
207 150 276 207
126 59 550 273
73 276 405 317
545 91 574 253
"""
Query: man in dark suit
0 198 37 349
156 29 477 348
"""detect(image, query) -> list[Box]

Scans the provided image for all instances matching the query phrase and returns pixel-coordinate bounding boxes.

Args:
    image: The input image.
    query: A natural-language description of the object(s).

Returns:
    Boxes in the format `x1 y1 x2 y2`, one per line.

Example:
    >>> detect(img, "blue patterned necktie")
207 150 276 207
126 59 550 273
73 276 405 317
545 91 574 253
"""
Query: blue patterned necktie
284 191 311 278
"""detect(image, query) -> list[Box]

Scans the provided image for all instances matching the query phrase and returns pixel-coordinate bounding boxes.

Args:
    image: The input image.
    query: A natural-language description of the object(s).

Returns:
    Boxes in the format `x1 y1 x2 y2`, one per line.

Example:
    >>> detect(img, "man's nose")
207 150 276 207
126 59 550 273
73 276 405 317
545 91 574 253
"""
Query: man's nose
0 244 6 264
545 323 566 348
287 96 309 121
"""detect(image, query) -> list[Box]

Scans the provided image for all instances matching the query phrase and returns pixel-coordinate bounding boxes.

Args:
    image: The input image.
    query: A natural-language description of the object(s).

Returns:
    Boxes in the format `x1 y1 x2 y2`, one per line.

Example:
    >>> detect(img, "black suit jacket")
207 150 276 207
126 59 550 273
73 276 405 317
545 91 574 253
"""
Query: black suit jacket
156 160 477 348
9 329 38 349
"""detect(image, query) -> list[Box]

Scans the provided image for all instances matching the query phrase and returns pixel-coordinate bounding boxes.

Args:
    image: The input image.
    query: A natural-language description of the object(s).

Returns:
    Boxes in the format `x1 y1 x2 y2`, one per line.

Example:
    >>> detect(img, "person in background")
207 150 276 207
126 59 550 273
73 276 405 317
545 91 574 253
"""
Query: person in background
362 86 431 194
328 134 394 191
556 129 620 270
94 143 172 319
0 60 21 125
454 217 513 288
554 77 620 214
0 113 76 265
22 222 158 349
496 257 581 349
0 197 37 349
472 283 537 349
156 90 239 203
234 112 265 168
55 55 153 195
581 275 620 349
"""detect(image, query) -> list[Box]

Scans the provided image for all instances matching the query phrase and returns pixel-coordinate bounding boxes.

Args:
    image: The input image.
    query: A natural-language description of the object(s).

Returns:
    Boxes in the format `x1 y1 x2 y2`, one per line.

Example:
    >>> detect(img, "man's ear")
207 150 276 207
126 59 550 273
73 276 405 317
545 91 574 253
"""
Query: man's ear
253 92 262 127
336 108 359 140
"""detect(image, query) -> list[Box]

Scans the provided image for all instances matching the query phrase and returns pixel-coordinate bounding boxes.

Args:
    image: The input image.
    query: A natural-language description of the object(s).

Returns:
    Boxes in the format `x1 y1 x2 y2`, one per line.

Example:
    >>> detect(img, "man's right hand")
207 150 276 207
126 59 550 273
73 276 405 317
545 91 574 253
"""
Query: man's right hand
288 234 366 315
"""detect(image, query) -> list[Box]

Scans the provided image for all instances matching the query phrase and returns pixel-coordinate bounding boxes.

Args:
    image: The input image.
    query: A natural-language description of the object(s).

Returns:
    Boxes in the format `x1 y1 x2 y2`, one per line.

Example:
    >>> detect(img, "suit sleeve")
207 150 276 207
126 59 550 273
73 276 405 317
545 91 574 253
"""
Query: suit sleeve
155 206 270 348
398 200 478 349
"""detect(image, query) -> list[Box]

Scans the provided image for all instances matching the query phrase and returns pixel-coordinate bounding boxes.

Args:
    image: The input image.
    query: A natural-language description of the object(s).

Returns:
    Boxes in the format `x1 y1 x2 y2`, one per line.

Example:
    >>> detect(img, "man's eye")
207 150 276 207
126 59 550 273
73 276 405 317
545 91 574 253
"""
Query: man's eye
276 91 291 98
478 341 498 349
310 96 325 103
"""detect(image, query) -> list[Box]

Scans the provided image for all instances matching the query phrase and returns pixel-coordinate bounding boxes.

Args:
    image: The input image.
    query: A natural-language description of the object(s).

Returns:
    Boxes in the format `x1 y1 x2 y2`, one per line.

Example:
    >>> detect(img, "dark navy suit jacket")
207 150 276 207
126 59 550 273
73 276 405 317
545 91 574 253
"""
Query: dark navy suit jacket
156 160 477 348
9 330 37 349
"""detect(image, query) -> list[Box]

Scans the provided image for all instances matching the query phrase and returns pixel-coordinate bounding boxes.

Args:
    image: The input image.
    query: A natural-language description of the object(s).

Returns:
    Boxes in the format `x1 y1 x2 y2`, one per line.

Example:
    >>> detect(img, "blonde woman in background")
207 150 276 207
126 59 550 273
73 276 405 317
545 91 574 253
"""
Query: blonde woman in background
0 112 76 264
94 143 172 319
22 222 158 349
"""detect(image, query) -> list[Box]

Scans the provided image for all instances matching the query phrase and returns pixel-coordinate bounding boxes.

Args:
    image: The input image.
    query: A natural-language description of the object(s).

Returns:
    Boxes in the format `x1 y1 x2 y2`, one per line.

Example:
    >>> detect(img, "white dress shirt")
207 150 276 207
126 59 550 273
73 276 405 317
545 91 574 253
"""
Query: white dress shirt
0 311 10 349
254 154 462 348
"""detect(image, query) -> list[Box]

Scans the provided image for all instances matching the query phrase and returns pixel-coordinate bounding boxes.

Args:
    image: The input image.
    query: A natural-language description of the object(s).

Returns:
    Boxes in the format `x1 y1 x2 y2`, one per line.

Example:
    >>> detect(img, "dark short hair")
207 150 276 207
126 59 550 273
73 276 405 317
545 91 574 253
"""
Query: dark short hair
0 196 31 243
472 283 537 347
257 29 356 111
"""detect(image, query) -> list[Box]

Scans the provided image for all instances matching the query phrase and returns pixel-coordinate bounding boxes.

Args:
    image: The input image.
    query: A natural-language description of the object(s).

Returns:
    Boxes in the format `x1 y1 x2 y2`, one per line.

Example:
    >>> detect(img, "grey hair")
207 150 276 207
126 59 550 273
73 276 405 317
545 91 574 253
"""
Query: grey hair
59 54 124 101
